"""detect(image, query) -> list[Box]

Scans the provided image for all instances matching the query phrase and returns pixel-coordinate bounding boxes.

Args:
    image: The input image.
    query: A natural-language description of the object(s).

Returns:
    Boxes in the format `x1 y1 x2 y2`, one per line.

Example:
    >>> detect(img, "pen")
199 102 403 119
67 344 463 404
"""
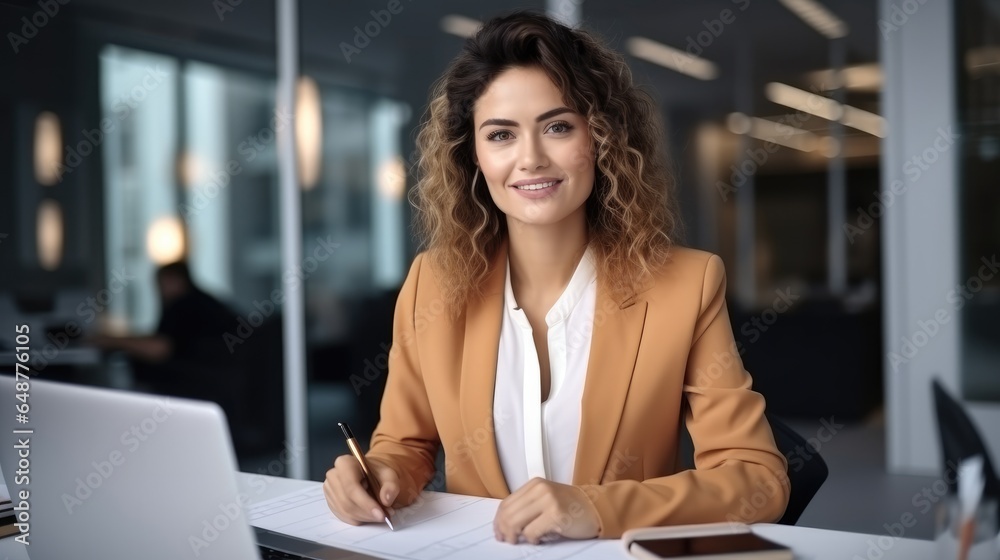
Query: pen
339 422 394 531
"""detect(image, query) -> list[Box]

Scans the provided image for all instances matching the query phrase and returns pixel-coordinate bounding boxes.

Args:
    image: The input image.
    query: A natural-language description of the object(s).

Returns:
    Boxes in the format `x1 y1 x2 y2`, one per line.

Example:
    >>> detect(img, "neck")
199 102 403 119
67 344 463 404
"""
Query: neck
506 211 589 302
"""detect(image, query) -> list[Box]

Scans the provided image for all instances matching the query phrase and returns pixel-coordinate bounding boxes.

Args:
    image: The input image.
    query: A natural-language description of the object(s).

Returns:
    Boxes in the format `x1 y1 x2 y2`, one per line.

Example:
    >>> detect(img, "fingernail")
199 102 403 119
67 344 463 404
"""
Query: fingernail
372 507 383 521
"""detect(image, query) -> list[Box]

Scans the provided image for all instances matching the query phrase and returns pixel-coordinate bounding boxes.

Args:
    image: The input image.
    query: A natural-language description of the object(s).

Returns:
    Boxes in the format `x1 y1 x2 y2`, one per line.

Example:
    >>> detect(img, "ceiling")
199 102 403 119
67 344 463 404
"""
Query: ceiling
55 0 881 120
301 0 881 119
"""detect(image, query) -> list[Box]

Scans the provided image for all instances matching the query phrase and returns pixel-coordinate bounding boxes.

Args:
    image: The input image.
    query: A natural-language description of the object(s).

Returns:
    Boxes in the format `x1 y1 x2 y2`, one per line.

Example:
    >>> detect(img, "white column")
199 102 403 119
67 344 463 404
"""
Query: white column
276 0 309 480
881 0 959 475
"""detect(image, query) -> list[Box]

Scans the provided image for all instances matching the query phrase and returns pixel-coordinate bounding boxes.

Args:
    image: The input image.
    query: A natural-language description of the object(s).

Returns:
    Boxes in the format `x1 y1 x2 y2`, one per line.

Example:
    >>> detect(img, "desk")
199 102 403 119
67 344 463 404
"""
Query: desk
238 473 940 560
0 473 942 559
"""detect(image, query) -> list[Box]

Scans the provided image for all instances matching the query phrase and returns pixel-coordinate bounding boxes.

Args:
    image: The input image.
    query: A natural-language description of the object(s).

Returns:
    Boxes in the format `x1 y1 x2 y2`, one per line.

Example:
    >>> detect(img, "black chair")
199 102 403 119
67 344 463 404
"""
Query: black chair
766 412 829 525
676 412 827 525
931 378 1000 519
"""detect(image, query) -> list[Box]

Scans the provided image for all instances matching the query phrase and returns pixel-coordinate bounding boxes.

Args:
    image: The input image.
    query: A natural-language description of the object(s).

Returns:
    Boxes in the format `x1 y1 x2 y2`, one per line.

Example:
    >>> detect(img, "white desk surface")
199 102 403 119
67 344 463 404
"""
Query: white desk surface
237 473 940 560
0 472 938 559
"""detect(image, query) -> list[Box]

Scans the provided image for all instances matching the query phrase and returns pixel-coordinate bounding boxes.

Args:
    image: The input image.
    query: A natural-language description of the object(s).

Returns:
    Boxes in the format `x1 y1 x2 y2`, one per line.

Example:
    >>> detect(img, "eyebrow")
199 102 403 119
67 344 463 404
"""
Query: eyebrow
478 107 575 130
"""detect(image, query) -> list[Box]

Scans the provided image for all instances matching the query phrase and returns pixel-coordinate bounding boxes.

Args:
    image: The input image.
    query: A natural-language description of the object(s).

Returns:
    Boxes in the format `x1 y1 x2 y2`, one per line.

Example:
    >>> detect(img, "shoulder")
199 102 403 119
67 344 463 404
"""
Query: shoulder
641 246 728 309
401 251 444 288
398 251 448 307
650 246 726 289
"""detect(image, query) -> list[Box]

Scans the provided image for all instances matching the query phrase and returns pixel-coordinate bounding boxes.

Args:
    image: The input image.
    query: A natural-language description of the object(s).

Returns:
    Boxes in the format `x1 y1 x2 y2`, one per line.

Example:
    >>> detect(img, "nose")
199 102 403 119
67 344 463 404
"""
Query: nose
517 135 549 171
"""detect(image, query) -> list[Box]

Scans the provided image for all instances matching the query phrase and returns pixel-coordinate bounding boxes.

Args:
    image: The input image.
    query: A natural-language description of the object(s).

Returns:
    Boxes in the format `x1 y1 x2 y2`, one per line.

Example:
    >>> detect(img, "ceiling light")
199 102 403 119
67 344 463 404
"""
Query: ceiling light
147 216 186 264
626 37 718 81
767 82 886 137
726 113 752 135
296 75 322 190
36 199 63 270
840 105 887 138
441 15 481 38
779 0 849 39
34 111 62 186
747 118 819 153
818 136 841 158
808 63 882 91
377 156 407 201
176 151 203 189
766 82 843 121
729 112 820 152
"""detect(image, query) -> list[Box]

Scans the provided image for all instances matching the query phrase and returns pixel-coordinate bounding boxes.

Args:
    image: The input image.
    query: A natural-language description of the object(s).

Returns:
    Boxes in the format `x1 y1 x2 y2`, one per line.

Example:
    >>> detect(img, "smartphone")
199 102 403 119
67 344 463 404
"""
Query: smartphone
629 532 793 559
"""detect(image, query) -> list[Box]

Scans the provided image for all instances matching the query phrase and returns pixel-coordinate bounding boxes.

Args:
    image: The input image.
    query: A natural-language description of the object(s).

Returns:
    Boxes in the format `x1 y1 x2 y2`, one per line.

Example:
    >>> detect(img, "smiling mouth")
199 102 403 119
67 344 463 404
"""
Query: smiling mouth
513 180 561 191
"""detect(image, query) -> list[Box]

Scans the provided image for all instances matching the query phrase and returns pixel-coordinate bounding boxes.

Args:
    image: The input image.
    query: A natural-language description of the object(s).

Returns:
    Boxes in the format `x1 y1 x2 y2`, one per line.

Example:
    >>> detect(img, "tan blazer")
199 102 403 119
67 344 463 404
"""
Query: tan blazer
366 243 790 538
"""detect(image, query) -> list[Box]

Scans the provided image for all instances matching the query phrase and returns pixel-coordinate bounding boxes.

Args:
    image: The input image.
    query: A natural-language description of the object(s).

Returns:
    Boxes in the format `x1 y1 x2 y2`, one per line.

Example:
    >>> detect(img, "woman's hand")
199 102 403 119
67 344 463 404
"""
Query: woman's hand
493 478 600 544
323 454 400 525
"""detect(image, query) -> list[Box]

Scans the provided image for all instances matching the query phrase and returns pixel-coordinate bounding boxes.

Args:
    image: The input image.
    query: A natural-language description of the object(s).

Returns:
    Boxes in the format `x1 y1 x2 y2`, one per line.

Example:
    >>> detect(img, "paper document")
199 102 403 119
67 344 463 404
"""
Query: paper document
248 484 628 559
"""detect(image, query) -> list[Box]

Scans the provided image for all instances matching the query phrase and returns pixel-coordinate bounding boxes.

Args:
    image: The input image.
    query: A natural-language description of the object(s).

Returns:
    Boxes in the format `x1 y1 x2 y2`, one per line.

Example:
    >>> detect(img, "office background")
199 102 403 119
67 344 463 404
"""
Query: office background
1 0 997 541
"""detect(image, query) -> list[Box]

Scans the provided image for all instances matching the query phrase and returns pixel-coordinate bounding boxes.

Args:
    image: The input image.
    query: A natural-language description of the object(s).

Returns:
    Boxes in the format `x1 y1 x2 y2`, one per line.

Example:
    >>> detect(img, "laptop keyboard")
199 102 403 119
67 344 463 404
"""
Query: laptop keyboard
258 544 308 559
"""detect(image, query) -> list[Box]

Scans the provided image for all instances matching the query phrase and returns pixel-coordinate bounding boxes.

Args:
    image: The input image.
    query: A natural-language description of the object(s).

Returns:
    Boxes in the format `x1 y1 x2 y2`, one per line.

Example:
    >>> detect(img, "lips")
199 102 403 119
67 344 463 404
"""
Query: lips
513 180 560 191
508 178 563 200
510 178 563 190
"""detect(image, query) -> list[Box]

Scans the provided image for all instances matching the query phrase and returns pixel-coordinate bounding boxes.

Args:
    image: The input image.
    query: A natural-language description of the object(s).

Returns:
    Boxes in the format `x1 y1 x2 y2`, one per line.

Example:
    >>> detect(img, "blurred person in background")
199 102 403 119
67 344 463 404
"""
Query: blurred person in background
91 261 243 433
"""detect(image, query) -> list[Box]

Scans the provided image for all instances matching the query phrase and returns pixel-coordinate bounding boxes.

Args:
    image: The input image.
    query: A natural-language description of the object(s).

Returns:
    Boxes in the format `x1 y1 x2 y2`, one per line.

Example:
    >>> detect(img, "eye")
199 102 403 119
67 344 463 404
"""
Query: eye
547 121 574 134
486 129 513 142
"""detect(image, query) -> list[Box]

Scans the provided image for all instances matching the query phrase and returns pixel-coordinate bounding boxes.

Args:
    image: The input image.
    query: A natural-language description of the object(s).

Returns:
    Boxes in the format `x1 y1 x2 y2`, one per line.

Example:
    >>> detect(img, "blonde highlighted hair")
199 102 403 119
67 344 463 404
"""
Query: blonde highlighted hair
409 10 680 311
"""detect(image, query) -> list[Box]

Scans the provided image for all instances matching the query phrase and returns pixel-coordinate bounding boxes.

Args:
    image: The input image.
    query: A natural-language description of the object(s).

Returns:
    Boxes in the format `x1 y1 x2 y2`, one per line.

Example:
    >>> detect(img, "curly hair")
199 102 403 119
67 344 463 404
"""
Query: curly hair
410 10 680 311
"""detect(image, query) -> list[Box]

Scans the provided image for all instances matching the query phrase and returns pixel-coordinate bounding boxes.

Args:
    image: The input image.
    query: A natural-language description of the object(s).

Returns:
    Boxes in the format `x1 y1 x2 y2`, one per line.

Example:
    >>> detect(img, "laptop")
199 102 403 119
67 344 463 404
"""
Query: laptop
0 376 378 560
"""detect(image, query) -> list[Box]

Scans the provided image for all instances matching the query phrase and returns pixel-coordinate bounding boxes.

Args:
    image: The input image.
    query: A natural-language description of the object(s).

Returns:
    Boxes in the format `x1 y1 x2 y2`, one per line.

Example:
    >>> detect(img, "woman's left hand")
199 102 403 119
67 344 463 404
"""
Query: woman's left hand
493 478 600 544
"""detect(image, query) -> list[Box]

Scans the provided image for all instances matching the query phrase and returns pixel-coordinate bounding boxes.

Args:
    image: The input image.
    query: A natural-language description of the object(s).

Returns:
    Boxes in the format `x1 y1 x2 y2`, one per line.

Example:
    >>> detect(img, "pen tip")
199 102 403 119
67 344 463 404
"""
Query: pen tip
385 517 394 531
339 423 353 439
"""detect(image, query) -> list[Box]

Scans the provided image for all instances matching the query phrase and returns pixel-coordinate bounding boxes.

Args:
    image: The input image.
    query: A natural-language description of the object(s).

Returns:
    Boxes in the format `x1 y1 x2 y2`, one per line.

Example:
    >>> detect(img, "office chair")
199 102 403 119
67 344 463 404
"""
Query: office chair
931 378 1000 519
676 412 827 524
766 412 829 525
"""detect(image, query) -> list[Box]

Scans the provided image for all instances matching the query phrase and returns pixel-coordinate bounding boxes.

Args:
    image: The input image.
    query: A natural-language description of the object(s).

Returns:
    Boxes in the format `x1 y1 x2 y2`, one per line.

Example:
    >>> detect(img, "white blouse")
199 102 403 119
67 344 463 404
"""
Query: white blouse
492 246 598 492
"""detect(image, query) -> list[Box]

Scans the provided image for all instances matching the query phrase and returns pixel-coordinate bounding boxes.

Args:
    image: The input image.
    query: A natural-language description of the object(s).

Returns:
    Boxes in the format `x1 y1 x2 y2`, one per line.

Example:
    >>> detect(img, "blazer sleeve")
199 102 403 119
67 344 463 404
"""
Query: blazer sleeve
365 253 440 507
579 255 790 538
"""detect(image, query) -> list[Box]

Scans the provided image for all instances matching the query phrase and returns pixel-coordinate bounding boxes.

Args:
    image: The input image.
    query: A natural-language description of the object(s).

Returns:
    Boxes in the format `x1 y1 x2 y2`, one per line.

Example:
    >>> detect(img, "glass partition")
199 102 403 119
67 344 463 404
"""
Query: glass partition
957 0 1000 402
100 43 410 474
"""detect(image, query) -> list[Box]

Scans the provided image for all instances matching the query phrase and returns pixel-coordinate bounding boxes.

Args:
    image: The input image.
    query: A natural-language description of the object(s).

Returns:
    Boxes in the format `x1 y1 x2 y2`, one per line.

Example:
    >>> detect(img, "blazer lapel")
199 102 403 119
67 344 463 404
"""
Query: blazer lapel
458 244 511 497
573 288 648 486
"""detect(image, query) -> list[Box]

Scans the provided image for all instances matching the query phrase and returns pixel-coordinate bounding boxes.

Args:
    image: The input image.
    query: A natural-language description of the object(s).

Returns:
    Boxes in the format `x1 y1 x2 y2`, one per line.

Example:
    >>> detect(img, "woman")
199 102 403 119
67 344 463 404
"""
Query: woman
324 11 789 543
